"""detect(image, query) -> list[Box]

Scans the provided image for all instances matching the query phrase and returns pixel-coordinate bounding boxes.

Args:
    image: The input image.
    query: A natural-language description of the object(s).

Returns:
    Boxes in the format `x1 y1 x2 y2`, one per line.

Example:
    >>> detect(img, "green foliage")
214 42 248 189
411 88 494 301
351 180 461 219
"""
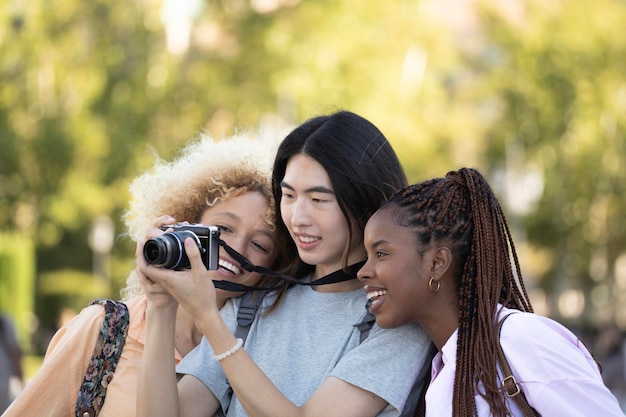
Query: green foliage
0 233 35 348
1 0 626 347
472 0 626 325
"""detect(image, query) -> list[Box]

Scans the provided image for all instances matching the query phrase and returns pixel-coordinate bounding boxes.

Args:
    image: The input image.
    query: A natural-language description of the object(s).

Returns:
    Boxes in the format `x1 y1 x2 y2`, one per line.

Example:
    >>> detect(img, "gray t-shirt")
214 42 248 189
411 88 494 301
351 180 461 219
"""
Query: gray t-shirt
177 284 431 417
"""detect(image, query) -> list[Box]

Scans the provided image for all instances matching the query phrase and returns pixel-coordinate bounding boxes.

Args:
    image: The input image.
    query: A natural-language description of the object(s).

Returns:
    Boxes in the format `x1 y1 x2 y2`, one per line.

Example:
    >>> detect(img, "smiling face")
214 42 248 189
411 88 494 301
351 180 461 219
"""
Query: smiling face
359 205 438 329
280 153 365 278
199 191 278 300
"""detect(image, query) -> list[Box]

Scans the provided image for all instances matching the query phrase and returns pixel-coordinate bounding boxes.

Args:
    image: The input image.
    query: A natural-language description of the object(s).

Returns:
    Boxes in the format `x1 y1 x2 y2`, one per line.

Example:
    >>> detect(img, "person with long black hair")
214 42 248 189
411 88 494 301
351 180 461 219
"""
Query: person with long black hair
136 111 432 417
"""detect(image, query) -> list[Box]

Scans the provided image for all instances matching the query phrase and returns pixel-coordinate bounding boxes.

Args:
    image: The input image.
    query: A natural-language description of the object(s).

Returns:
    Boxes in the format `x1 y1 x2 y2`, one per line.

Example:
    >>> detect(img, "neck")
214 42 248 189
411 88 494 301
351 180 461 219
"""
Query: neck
421 299 459 350
313 278 363 293
311 260 365 293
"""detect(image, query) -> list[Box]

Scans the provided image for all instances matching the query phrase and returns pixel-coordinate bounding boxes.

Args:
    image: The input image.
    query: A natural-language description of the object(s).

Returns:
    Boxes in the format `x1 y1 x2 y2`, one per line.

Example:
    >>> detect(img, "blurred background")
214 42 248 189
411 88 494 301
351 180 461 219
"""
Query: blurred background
1 0 625 409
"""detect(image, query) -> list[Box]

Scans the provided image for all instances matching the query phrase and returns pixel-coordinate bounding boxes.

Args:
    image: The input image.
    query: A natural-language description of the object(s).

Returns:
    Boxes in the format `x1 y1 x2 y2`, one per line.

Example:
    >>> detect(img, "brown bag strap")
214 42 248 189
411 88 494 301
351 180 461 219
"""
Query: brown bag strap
75 299 129 417
496 313 540 417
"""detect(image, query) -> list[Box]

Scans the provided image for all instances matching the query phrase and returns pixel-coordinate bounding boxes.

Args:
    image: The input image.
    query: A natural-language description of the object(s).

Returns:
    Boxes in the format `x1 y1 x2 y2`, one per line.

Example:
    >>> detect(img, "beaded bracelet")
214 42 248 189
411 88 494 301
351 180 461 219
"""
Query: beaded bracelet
212 338 244 361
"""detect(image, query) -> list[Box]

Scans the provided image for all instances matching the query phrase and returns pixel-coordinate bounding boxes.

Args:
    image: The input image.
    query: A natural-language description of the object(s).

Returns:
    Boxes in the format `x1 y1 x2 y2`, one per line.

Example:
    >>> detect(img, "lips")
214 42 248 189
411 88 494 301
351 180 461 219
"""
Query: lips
218 259 241 275
293 233 321 250
364 285 387 313
366 289 387 301
297 235 319 243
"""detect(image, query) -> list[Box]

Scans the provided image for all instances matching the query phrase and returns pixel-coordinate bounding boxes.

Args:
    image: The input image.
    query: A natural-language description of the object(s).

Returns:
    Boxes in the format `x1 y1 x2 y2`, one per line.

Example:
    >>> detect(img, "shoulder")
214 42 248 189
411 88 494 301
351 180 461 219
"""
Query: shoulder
69 302 109 327
43 302 108 361
497 309 599 379
368 321 430 345
331 321 431 414
73 299 132 332
498 309 580 346
46 299 132 355
113 296 145 340
357 321 432 367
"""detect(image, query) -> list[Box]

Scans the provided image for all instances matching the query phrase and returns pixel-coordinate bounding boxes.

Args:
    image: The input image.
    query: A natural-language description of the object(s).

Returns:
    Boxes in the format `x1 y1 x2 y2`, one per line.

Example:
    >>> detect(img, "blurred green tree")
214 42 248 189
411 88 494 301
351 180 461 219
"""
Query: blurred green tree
470 0 626 328
1 0 625 354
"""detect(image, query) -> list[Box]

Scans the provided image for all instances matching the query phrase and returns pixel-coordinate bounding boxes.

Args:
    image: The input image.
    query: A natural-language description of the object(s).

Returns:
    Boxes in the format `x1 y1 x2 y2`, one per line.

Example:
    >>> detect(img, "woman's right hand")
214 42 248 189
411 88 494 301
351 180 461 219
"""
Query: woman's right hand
138 215 180 312
137 238 179 313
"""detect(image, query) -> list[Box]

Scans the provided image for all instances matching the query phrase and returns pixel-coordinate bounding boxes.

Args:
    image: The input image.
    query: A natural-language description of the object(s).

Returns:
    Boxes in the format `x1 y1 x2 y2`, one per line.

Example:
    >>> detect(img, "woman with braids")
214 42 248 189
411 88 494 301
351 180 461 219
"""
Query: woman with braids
358 167 623 416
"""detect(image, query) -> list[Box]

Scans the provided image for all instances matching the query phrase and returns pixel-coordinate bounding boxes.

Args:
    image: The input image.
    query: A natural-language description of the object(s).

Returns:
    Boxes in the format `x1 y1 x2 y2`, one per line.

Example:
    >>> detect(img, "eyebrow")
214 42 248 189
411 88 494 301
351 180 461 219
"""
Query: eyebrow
280 180 335 195
369 239 389 249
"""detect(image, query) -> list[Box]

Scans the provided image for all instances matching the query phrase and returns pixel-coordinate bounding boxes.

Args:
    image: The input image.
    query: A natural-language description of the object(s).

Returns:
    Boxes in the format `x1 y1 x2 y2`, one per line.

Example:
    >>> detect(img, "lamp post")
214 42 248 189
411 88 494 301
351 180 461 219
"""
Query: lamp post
88 216 115 283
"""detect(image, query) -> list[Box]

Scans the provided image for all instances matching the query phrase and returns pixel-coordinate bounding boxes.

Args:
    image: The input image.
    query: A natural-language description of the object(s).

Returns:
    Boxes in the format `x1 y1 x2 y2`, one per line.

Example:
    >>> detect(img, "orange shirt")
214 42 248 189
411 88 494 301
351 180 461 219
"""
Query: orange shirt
3 295 183 417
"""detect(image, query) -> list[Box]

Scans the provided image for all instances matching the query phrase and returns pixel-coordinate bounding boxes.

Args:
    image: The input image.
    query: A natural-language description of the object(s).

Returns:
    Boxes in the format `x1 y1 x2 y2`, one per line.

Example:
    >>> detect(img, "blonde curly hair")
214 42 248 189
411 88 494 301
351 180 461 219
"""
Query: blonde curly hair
121 133 276 300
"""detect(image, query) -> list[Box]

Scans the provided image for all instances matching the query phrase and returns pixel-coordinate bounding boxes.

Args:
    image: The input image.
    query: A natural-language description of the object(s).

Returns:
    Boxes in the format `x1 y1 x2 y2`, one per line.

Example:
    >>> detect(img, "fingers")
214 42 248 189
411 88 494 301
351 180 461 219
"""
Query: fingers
136 240 157 287
153 215 177 229
184 238 217 293
180 238 218 317
184 237 205 272
136 238 146 266
143 216 177 242
136 239 165 285
136 240 177 304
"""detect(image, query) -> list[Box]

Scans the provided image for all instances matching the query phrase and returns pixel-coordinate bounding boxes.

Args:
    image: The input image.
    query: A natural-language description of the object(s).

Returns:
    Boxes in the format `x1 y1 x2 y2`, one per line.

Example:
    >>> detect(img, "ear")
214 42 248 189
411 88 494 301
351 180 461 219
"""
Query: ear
431 246 452 278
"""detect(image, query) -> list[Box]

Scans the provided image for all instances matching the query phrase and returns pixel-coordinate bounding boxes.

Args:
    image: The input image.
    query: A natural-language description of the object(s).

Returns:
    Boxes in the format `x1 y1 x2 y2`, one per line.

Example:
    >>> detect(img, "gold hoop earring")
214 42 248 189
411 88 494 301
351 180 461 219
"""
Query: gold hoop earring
428 276 440 293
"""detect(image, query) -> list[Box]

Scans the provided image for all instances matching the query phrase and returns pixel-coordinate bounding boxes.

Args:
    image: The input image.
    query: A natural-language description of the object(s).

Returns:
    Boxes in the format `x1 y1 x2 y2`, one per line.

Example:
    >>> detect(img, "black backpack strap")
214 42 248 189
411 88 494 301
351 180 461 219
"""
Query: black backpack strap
218 293 264 417
75 299 130 417
234 292 264 343
354 311 376 344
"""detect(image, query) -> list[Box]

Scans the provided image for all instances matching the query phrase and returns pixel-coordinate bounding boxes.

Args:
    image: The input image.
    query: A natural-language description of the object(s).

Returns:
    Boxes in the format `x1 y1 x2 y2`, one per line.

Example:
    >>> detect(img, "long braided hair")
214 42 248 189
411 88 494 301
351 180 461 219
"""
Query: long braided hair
386 168 534 417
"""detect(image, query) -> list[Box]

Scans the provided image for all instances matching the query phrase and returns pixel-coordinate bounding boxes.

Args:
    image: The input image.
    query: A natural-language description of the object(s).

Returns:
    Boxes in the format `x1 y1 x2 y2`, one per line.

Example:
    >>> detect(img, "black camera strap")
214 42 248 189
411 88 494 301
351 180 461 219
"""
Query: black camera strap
212 239 363 292
213 241 373 352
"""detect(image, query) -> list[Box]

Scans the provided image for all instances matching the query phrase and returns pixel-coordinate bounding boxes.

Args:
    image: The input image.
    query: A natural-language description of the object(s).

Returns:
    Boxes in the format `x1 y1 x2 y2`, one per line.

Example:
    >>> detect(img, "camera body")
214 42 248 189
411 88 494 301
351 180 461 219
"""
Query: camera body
143 224 220 270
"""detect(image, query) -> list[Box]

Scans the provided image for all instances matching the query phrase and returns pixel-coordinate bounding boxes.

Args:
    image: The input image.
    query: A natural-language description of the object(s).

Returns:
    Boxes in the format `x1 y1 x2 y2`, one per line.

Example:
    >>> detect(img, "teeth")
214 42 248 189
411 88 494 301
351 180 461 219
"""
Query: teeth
299 236 318 243
366 290 387 301
218 259 241 275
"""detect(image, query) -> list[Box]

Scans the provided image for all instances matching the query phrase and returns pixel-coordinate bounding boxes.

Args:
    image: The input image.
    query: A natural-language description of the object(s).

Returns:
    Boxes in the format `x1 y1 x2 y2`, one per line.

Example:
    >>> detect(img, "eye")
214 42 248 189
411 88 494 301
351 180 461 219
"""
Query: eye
375 251 387 259
251 240 270 253
311 193 332 204
281 189 295 200
216 224 233 234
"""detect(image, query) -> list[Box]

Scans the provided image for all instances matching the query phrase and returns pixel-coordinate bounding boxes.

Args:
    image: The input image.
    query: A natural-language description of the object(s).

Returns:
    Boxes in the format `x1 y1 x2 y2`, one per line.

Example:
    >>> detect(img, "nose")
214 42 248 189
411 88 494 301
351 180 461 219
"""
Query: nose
357 258 372 282
223 234 248 261
288 198 312 228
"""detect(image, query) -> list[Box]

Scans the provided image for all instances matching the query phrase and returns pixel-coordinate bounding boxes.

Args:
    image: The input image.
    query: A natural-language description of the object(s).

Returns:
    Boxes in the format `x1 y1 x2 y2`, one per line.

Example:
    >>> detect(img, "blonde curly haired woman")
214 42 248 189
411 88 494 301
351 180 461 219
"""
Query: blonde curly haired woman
4 134 287 417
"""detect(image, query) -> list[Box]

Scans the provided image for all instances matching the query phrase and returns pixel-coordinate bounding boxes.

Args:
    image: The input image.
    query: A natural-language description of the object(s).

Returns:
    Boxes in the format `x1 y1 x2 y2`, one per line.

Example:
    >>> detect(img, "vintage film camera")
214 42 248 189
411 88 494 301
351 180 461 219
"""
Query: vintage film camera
143 224 220 270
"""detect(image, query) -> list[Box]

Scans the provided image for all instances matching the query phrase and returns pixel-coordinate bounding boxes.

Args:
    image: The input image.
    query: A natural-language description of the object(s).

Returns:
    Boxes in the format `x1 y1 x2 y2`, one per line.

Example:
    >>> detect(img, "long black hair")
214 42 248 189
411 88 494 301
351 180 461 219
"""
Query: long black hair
272 110 408 277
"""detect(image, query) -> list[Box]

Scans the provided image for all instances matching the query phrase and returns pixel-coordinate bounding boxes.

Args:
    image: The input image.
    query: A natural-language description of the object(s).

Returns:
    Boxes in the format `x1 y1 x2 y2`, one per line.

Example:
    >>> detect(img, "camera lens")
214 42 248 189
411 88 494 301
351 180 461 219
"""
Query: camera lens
143 230 199 269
